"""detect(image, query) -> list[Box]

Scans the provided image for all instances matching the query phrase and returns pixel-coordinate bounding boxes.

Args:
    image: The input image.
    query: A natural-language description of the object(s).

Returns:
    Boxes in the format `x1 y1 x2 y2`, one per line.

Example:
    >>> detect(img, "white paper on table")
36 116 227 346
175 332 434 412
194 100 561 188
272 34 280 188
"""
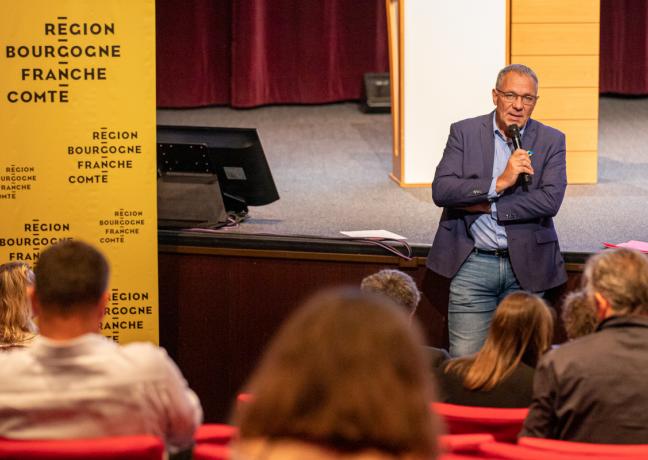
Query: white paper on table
340 230 407 240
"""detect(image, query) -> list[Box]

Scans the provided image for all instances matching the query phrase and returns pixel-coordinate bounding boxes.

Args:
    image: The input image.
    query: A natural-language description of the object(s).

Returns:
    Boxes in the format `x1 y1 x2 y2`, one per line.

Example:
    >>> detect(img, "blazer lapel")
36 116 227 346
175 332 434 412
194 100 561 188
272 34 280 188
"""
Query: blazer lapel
522 118 538 150
522 118 539 169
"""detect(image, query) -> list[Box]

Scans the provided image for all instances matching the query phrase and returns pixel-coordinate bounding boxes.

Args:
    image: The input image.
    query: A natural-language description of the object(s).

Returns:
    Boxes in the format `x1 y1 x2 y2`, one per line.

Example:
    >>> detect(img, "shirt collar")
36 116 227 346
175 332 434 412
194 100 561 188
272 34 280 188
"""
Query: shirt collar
31 333 109 358
492 112 527 140
597 314 648 332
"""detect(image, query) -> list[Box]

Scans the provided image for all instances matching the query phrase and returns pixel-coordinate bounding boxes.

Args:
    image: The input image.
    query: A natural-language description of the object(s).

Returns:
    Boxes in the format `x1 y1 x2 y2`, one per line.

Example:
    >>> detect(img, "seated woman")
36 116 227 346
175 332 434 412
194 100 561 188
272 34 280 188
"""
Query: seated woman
0 262 37 349
434 292 553 408
231 287 440 460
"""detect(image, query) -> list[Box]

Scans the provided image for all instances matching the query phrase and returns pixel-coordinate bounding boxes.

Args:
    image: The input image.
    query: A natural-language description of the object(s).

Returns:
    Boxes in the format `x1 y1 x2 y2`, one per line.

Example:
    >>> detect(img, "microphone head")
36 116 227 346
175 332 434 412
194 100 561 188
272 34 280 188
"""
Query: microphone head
506 124 520 138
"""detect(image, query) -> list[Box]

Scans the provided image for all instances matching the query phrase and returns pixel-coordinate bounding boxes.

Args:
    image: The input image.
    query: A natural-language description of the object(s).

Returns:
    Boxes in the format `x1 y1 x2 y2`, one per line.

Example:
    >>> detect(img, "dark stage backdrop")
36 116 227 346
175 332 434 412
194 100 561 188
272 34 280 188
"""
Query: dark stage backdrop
156 0 389 108
600 0 648 95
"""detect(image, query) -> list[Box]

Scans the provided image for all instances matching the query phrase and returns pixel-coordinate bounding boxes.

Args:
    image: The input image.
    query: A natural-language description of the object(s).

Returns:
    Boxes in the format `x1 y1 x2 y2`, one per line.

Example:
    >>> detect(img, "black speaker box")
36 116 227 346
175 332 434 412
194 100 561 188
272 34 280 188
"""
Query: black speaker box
361 72 391 113
157 173 228 229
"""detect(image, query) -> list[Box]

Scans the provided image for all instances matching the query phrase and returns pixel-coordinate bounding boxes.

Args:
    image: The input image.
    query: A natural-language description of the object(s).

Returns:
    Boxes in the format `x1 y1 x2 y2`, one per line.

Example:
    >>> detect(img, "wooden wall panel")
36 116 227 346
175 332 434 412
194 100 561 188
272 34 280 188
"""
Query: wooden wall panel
567 151 598 183
512 0 600 23
511 0 599 184
511 55 598 88
532 88 599 120
158 252 448 422
511 23 599 55
545 119 599 151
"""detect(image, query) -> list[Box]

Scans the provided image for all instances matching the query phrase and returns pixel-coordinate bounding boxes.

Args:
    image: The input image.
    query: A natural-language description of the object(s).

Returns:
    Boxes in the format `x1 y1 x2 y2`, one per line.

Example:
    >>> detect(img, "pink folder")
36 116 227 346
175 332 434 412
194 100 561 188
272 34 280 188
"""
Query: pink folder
603 240 648 253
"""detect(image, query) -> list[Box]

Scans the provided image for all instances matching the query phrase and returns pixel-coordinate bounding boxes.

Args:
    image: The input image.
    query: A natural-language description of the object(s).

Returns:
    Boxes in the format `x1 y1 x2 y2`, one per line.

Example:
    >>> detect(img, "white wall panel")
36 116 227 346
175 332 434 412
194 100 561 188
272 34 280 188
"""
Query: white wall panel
402 0 507 184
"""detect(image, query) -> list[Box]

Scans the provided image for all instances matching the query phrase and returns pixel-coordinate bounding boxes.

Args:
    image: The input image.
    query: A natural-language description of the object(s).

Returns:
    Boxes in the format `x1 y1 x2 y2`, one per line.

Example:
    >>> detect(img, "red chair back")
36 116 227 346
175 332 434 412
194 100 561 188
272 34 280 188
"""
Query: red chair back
432 402 528 443
480 440 648 460
519 436 648 458
194 424 237 445
479 441 585 459
439 433 494 454
0 435 164 460
237 393 252 404
193 443 230 460
438 454 488 460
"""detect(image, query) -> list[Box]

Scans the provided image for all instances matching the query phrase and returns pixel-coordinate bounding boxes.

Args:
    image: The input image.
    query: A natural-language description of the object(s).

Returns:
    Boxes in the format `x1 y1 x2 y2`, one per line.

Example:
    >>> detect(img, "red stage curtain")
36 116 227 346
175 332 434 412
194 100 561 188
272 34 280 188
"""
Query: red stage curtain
156 0 232 107
600 0 648 94
156 0 389 108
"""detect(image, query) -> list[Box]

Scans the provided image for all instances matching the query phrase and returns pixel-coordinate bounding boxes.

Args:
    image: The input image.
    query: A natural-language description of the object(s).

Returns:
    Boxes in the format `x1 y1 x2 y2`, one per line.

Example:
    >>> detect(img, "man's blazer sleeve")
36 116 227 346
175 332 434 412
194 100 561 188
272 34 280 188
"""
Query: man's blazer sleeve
497 130 567 222
432 122 493 208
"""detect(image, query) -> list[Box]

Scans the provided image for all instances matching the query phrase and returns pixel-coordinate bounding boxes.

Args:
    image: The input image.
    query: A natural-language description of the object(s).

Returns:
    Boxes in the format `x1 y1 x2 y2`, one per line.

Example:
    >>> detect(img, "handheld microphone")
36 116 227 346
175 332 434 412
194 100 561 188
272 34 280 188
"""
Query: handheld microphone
506 124 532 189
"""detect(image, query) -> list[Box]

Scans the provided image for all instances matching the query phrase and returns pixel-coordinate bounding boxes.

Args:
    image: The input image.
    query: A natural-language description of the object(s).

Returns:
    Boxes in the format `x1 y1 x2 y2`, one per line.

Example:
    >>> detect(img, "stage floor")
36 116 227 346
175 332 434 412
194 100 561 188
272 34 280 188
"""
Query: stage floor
158 96 648 254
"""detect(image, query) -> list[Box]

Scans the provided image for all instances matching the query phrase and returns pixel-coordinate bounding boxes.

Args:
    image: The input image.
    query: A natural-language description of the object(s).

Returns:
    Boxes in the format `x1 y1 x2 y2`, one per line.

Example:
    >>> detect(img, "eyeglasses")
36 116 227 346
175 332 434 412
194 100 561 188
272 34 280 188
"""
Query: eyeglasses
495 89 538 106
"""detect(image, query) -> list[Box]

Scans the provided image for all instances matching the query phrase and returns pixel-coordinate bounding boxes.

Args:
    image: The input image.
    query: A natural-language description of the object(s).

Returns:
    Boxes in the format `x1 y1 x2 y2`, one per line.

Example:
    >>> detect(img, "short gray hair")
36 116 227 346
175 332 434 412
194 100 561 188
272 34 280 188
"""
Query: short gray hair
582 248 648 315
361 269 421 314
495 64 539 90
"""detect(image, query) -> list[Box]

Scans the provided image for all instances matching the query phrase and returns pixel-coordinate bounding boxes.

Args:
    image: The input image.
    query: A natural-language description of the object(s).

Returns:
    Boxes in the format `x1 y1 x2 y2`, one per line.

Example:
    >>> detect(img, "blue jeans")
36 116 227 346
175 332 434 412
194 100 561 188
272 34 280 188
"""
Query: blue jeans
448 251 521 357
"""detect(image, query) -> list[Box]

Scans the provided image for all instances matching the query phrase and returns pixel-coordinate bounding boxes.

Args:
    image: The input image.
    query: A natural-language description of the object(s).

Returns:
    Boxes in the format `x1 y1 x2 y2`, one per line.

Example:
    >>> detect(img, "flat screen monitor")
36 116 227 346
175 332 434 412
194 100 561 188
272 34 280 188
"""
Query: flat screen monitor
157 125 280 214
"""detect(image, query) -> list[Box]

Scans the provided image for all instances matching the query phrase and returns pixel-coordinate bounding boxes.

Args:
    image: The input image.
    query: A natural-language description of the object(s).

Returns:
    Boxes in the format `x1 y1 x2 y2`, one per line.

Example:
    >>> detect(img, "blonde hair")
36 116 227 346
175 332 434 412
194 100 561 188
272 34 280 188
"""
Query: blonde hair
444 292 553 391
233 287 439 458
0 262 36 345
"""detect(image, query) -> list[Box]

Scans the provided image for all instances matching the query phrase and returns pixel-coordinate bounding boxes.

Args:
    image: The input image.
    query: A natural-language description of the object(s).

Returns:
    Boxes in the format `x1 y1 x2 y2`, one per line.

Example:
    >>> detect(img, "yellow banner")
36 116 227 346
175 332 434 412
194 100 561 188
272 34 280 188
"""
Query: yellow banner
0 0 158 344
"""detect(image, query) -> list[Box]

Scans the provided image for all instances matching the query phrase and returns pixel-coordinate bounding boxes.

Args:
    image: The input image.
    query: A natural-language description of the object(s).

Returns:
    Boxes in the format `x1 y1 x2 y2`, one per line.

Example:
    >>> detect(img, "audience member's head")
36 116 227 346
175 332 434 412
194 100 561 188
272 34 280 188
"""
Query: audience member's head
445 291 553 391
0 262 36 345
582 247 648 319
360 269 421 317
561 289 598 340
233 287 439 459
32 240 109 338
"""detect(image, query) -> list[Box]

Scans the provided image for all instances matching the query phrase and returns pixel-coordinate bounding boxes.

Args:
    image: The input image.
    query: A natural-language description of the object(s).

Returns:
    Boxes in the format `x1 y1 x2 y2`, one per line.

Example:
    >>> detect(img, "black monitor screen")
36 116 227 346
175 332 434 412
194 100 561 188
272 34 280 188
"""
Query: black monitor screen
157 125 279 207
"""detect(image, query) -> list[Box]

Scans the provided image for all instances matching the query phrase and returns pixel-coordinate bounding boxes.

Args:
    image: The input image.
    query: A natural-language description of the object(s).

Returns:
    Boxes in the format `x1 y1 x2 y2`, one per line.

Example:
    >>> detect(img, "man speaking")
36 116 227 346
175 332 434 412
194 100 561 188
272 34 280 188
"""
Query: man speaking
427 64 567 357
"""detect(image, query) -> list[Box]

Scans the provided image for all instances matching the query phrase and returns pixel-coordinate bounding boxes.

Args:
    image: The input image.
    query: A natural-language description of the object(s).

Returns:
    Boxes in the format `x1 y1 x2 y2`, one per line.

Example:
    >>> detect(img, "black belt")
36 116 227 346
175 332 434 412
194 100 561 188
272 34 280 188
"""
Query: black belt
474 247 509 258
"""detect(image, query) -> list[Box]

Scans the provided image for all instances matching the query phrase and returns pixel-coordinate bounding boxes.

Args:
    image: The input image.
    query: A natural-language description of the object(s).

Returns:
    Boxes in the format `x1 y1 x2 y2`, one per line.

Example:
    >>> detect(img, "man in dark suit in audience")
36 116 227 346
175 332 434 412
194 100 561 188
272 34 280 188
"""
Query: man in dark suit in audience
0 240 202 454
361 269 449 367
522 247 648 443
